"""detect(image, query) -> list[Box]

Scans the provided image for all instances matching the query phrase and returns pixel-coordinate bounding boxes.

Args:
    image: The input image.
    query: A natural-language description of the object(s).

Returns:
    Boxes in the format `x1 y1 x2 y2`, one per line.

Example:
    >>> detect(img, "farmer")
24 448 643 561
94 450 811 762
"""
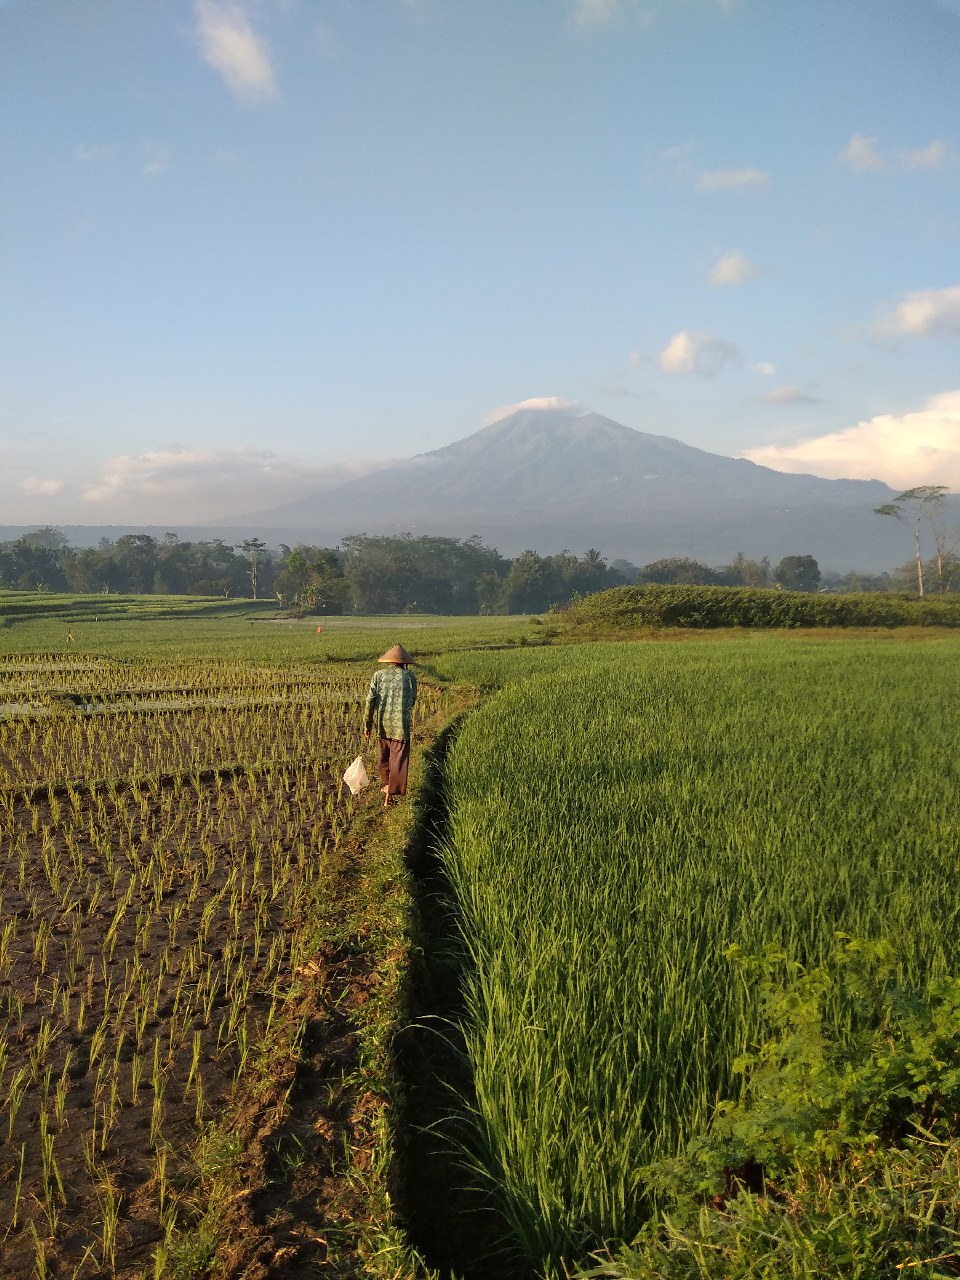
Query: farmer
364 644 417 807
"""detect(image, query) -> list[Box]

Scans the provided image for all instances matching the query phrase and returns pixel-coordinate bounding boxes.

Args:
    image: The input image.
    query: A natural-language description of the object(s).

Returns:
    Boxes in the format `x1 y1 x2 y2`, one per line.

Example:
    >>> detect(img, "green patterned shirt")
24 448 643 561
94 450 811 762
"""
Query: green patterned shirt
364 666 417 741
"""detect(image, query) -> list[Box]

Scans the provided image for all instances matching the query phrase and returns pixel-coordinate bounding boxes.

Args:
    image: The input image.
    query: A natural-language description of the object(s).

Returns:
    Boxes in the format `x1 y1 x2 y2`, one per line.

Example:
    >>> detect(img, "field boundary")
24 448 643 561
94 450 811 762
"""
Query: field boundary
195 693 479 1278
389 709 529 1280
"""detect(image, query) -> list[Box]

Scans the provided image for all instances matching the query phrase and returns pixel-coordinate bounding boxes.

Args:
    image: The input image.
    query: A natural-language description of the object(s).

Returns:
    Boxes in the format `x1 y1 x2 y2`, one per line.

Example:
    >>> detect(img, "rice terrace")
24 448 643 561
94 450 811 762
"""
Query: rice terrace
2 589 960 1280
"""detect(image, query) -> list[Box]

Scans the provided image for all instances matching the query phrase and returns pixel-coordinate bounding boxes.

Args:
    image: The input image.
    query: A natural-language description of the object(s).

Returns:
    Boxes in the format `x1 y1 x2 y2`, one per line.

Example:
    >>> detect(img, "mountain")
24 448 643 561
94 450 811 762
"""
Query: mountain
214 406 913 571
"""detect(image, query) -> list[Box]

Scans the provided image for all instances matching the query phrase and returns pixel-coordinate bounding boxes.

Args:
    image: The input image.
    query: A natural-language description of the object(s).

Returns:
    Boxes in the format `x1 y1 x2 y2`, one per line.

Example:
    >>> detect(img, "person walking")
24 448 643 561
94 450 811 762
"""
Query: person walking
364 644 417 807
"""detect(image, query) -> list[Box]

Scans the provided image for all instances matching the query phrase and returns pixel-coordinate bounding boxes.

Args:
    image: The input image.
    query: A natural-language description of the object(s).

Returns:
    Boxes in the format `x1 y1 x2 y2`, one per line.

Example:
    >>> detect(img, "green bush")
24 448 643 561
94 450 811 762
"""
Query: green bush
564 584 960 630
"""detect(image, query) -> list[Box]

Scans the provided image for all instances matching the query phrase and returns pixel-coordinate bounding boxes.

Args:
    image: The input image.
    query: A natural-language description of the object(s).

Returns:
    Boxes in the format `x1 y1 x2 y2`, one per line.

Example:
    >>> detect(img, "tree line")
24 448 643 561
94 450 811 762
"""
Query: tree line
0 527 951 614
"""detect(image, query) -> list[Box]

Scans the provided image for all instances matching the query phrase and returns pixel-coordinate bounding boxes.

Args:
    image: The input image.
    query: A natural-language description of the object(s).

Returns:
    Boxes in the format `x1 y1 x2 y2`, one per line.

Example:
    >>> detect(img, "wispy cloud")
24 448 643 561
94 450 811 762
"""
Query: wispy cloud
73 142 118 165
763 386 821 406
17 477 65 496
312 20 341 61
708 249 761 287
839 134 954 173
899 140 951 170
872 284 960 338
743 390 960 488
655 329 741 376
78 446 390 522
838 133 886 172
598 383 642 399
572 0 739 24
194 1 277 103
696 167 769 192
573 0 620 25
660 141 696 182
0 435 40 459
141 141 171 178
485 396 581 424
655 145 769 194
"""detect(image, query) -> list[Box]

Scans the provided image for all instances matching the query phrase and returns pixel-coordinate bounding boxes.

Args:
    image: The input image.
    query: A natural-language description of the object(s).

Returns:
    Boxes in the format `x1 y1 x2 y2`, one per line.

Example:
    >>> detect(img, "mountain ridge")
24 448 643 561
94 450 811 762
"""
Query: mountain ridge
209 407 906 570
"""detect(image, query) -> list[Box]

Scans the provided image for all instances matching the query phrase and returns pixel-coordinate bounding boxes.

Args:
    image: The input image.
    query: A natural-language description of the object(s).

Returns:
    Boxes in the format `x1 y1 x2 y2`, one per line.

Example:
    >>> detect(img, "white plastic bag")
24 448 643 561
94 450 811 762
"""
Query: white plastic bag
342 754 370 796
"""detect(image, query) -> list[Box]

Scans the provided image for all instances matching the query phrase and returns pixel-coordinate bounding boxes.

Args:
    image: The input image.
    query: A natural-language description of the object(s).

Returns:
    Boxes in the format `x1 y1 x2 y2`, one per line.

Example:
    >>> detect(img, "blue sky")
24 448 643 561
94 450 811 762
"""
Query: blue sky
2 0 959 525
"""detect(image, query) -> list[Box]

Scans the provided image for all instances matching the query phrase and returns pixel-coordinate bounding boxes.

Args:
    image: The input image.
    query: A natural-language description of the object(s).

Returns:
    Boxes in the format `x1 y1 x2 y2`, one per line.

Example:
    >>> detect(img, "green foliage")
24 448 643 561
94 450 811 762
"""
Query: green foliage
775 554 821 591
273 545 347 613
642 556 722 585
340 533 508 613
724 552 773 588
580 941 960 1279
0 531 267 596
493 547 621 611
565 582 960 629
0 531 628 614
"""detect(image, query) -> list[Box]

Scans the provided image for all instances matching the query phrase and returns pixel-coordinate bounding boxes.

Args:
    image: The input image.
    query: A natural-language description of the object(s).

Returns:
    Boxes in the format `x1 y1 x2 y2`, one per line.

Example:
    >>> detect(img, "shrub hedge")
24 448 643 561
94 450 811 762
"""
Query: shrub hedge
563 584 960 630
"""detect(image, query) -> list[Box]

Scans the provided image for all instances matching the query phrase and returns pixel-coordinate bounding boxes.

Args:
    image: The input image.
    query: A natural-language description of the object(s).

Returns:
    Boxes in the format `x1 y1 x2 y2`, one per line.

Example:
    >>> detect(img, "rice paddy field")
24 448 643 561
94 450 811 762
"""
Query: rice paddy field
2 591 960 1279
433 635 960 1275
0 612 467 1279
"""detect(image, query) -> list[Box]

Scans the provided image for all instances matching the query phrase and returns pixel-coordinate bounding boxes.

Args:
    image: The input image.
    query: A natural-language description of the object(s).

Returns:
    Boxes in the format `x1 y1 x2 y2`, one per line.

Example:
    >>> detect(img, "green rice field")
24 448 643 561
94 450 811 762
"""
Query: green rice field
434 635 960 1272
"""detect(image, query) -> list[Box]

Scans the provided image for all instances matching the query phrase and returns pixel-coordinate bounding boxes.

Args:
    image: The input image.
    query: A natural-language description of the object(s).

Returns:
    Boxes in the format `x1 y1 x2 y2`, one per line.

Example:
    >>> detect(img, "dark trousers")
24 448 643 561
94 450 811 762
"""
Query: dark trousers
378 737 410 795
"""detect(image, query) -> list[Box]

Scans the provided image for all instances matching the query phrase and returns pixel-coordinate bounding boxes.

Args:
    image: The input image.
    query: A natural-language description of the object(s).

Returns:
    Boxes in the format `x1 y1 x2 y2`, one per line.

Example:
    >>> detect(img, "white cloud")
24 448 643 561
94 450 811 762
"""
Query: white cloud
78 446 390 522
141 141 171 178
598 383 641 399
656 329 741 376
573 0 738 23
763 386 821 405
194 1 277 102
873 284 960 338
899 140 950 170
838 133 886 171
742 390 960 488
696 167 769 192
708 248 761 287
485 396 581 424
840 134 953 174
750 362 776 377
17 477 65 496
573 0 620 24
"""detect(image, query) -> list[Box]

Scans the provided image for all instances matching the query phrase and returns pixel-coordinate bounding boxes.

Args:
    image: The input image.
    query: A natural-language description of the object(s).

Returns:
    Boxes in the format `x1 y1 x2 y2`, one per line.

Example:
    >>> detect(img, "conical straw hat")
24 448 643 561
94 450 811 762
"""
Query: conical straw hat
378 644 414 664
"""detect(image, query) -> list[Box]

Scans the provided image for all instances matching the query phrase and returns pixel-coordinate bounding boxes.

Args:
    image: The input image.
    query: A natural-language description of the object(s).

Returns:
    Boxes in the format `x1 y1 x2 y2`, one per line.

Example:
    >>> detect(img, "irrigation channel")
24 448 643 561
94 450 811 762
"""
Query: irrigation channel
394 715 525 1280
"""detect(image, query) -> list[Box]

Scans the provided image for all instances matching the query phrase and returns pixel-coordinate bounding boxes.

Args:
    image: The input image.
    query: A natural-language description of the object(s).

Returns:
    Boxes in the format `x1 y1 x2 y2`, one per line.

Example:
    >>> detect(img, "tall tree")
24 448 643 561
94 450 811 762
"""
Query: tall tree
112 534 159 593
774 554 821 592
239 538 268 600
726 551 772 587
19 526 68 552
874 485 949 597
643 557 718 586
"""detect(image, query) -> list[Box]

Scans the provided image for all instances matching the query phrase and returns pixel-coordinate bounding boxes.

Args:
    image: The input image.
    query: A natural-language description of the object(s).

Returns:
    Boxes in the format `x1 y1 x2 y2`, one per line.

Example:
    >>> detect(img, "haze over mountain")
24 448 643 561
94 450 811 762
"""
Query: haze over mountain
215 406 910 572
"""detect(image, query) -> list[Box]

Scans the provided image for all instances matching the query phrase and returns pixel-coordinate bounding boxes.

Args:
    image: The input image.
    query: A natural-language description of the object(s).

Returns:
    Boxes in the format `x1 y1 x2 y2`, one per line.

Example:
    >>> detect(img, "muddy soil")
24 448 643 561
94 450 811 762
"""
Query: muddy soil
0 763 377 1279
